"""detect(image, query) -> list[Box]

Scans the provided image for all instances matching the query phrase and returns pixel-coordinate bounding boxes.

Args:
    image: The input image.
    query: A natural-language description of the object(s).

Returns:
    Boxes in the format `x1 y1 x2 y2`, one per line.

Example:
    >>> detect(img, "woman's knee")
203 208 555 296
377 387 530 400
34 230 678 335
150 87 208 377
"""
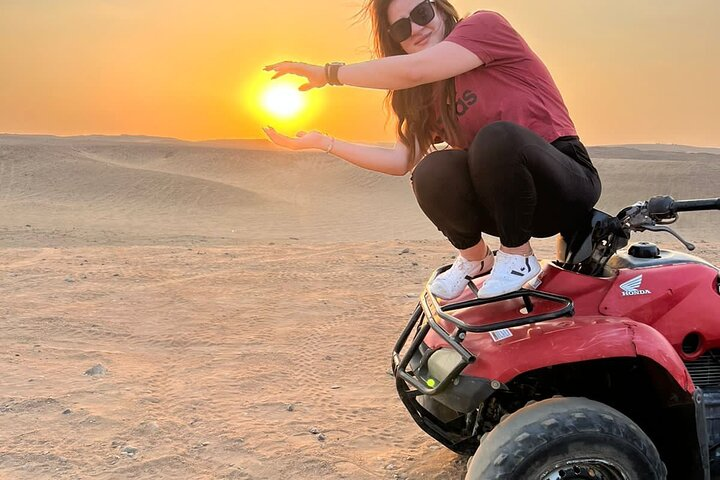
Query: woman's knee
468 121 528 168
411 149 466 199
473 121 528 145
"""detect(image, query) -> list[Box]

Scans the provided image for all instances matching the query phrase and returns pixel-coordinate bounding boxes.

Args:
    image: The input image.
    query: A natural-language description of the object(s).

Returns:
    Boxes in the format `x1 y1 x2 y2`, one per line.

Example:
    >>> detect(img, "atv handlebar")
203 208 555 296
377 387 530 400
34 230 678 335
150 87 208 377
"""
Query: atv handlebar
621 196 720 251
670 198 720 212
647 196 720 218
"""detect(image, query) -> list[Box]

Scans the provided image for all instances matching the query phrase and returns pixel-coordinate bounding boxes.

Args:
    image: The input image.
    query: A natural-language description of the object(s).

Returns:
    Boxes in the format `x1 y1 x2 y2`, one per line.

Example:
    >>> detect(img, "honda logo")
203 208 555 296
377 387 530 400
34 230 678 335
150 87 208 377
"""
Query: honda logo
619 274 652 296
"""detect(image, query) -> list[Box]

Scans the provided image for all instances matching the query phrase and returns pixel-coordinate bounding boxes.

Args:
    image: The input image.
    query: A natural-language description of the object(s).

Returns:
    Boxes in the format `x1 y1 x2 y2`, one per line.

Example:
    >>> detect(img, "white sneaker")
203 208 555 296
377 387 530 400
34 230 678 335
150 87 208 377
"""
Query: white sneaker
429 252 493 300
476 250 541 298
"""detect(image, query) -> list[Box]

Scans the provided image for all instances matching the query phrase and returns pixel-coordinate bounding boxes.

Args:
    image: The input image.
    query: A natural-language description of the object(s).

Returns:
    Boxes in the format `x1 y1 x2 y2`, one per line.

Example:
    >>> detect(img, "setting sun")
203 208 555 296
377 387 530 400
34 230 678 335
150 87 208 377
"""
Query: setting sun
260 83 306 120
245 73 323 132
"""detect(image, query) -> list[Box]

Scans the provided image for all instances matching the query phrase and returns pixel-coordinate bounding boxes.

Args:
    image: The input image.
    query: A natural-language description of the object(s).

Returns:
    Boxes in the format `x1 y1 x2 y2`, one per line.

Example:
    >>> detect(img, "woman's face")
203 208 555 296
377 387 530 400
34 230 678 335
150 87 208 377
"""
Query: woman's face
387 0 446 54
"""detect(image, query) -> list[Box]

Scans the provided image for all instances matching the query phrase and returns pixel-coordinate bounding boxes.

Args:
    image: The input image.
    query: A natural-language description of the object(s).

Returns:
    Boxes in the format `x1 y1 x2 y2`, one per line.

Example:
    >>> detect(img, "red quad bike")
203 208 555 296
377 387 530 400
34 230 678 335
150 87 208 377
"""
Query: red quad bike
392 196 720 480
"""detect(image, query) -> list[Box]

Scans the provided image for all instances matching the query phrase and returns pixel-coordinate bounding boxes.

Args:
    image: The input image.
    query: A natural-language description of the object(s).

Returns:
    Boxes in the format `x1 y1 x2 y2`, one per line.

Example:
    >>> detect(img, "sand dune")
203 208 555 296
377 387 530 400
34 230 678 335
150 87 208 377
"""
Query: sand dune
0 138 438 246
0 135 719 479
600 144 720 155
1 136 718 247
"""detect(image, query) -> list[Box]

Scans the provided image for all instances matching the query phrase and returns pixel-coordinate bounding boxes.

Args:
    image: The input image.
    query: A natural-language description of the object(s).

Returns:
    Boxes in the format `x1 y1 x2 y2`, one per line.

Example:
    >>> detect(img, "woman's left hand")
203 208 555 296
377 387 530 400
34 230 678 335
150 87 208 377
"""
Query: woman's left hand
263 127 330 151
264 61 326 91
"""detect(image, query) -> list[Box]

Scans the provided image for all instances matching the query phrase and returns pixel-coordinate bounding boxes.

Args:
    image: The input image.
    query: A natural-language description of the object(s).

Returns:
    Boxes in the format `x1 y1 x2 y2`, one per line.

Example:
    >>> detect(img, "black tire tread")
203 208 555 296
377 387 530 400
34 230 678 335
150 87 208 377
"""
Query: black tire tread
465 397 667 480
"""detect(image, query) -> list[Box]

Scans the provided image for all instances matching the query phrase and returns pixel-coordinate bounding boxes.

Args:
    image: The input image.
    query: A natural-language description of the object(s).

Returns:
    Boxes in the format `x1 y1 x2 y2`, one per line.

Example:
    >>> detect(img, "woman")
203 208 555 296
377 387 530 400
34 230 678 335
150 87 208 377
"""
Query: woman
263 0 601 299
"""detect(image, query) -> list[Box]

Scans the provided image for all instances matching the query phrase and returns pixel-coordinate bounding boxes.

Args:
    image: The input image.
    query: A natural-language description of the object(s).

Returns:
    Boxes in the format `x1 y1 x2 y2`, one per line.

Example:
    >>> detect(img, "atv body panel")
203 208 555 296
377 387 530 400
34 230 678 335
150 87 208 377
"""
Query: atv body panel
420 259 719 392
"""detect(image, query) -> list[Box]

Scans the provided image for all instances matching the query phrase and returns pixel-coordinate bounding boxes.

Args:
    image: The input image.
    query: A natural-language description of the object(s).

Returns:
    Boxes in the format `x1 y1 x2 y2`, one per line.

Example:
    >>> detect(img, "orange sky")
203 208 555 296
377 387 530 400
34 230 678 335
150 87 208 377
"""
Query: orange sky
1 1 718 146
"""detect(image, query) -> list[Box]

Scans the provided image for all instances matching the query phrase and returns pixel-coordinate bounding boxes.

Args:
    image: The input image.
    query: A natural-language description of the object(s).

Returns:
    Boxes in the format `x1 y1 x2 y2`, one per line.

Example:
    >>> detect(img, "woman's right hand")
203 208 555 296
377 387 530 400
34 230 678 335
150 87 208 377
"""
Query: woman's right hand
263 126 331 152
264 62 327 91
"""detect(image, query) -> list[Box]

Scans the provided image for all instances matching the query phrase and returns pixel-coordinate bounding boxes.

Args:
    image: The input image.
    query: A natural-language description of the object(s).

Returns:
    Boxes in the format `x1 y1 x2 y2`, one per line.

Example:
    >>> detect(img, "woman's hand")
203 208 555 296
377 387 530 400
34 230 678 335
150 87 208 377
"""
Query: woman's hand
263 127 331 151
264 62 326 91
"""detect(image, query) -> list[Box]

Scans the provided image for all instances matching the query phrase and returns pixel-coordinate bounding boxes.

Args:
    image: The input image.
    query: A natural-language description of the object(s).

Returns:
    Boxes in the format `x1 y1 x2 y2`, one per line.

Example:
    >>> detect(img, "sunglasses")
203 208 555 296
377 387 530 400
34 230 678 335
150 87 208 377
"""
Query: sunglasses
387 0 436 44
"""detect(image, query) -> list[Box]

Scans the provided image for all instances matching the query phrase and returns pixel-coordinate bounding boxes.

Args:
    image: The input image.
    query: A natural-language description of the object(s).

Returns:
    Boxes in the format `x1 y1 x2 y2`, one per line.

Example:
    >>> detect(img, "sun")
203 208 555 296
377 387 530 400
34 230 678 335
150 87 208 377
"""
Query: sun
260 82 307 120
242 72 321 128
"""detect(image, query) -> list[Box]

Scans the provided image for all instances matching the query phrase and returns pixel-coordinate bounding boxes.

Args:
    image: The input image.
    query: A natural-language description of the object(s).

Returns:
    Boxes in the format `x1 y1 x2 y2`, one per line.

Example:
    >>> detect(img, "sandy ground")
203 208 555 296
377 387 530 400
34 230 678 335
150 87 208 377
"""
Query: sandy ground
0 136 719 479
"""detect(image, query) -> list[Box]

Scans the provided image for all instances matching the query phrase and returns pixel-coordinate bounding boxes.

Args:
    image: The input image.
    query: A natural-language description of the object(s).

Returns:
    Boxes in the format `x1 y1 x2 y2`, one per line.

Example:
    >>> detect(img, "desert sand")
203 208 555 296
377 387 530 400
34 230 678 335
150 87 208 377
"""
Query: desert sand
0 135 719 479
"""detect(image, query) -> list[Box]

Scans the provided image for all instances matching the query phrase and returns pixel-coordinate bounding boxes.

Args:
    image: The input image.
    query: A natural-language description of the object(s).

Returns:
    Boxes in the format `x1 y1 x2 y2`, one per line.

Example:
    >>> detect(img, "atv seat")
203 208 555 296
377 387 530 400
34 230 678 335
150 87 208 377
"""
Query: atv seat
556 209 614 265
555 209 630 277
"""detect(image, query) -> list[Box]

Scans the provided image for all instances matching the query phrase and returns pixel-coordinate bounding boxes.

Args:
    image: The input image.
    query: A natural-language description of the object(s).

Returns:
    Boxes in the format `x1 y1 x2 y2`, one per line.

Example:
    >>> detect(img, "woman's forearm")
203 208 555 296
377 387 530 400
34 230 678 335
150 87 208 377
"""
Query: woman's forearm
336 55 422 90
333 42 482 90
324 136 411 176
262 127 412 175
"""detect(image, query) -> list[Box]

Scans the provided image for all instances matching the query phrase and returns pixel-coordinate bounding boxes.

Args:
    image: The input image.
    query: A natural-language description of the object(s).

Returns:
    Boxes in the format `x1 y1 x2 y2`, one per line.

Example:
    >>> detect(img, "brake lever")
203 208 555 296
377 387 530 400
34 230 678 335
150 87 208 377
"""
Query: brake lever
642 224 696 251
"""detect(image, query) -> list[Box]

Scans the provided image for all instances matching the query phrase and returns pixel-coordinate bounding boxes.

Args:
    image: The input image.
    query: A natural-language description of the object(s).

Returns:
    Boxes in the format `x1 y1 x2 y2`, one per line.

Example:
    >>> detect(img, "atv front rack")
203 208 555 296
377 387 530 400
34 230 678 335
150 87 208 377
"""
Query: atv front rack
392 265 575 397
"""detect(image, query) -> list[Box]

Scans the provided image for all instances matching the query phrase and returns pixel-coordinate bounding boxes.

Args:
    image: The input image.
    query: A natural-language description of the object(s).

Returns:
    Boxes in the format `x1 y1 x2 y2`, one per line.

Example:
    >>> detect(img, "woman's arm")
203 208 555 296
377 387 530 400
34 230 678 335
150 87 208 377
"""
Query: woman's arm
265 41 482 91
263 127 414 176
340 41 482 89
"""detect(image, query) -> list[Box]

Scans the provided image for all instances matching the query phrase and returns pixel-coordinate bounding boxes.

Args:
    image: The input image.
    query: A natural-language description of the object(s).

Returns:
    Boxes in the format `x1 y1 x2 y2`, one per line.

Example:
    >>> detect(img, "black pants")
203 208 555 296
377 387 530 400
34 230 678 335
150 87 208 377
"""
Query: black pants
411 121 602 249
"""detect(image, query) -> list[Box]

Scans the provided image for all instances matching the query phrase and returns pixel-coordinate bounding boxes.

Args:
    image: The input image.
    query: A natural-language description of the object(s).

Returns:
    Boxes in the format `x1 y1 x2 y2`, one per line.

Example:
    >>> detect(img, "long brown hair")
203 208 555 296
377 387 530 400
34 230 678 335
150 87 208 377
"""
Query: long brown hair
359 0 463 164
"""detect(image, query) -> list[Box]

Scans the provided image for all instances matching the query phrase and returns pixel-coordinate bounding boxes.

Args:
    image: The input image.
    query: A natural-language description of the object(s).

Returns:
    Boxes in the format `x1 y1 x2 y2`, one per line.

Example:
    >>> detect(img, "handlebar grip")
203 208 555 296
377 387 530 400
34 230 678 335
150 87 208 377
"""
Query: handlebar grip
647 196 674 216
671 198 720 212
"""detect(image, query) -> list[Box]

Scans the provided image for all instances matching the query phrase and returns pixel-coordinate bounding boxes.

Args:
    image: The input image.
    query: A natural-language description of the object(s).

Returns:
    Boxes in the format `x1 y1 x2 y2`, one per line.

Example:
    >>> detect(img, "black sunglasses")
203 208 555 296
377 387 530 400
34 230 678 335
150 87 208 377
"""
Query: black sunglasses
387 0 436 44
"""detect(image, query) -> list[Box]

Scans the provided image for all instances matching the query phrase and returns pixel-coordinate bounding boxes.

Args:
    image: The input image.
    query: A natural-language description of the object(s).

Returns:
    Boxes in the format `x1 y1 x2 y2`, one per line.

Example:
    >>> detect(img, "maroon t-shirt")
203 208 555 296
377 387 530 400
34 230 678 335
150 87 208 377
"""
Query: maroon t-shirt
443 11 577 148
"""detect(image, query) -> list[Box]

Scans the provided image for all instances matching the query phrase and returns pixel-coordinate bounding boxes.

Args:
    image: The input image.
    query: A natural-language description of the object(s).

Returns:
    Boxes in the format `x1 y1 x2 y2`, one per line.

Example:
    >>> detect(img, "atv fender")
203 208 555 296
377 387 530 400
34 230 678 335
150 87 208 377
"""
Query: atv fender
456 317 694 393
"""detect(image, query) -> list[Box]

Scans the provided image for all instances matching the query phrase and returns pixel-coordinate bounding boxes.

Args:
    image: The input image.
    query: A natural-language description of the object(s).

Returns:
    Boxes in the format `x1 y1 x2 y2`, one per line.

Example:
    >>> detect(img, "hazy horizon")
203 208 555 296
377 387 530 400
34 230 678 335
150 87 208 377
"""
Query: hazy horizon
3 131 720 151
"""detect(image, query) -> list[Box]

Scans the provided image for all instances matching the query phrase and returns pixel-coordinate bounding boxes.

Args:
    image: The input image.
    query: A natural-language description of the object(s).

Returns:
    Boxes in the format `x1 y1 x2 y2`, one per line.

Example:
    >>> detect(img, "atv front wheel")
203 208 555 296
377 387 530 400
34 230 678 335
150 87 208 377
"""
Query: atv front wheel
465 397 666 480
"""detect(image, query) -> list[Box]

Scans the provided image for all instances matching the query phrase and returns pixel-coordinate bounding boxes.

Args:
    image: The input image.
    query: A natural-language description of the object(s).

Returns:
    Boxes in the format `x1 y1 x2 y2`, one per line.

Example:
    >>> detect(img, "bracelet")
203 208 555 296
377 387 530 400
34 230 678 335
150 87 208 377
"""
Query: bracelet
323 64 331 85
325 62 345 86
324 135 335 154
